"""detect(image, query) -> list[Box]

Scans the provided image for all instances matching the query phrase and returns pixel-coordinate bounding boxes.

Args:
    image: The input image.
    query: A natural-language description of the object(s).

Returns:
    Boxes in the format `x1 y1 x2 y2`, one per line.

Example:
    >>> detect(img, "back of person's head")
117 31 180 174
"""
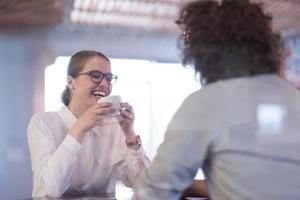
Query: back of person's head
176 0 282 84
61 50 110 106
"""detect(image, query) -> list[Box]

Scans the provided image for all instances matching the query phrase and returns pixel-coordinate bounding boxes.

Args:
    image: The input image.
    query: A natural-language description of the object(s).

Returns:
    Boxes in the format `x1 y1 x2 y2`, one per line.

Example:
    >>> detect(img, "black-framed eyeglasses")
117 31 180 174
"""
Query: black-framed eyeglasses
77 70 118 85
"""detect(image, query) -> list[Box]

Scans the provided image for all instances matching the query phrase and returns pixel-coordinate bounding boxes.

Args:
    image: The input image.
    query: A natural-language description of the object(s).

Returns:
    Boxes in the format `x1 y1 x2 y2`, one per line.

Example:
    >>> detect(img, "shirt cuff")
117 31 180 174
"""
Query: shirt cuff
127 145 147 156
62 134 82 154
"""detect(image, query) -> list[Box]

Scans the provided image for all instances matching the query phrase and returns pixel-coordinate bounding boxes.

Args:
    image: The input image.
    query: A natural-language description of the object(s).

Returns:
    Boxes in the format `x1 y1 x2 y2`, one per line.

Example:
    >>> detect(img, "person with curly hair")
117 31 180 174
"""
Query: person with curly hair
134 0 300 199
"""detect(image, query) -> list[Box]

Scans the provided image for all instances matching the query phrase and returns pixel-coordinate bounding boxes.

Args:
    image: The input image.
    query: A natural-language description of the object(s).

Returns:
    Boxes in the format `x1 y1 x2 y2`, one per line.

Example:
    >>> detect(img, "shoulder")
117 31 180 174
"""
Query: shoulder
182 76 265 109
183 79 232 105
177 86 218 116
27 111 67 144
30 111 60 123
28 111 62 130
168 81 234 131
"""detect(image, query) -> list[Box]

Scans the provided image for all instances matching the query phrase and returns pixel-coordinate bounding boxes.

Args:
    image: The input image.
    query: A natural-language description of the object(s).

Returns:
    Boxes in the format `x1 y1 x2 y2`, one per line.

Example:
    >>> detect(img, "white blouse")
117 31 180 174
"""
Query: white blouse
27 106 149 198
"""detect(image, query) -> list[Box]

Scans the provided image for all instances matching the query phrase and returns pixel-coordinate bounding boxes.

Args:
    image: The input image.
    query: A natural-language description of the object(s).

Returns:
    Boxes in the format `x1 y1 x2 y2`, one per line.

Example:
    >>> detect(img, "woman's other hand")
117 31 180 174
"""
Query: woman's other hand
69 102 116 143
117 102 137 143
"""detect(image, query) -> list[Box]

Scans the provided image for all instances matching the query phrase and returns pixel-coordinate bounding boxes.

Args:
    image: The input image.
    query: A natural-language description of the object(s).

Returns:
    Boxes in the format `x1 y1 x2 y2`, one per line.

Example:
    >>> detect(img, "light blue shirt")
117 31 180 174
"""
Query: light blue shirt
135 74 300 200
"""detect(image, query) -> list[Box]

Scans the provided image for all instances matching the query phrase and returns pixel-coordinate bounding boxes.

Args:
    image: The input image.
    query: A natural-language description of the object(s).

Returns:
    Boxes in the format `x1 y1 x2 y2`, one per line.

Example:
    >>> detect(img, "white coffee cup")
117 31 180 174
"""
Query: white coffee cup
97 95 122 116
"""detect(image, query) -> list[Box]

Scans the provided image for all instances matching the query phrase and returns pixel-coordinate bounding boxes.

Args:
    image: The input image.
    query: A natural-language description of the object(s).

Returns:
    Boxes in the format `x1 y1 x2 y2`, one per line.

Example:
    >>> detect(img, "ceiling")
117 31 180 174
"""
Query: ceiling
70 0 300 34
0 0 300 35
0 0 63 27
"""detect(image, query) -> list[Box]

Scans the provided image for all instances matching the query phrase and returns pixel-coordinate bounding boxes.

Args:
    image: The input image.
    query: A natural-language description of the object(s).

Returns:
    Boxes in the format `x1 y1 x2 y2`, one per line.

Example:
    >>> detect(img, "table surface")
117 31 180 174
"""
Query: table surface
22 197 116 200
22 193 209 200
21 193 116 200
22 197 211 200
22 198 210 200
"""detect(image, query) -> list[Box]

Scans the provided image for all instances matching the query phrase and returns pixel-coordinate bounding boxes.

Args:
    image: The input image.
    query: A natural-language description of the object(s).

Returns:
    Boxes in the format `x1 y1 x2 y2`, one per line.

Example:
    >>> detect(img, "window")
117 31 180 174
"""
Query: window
45 57 200 158
45 57 203 198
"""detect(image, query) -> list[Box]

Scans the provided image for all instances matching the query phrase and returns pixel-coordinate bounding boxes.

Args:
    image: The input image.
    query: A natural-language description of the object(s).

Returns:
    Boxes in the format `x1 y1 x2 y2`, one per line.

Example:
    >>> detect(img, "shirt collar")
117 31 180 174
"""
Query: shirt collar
57 105 77 130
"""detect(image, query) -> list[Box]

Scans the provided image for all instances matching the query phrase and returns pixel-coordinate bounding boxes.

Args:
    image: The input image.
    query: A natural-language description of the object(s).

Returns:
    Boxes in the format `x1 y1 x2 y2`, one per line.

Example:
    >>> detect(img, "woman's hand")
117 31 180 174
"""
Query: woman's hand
69 102 116 143
117 102 136 139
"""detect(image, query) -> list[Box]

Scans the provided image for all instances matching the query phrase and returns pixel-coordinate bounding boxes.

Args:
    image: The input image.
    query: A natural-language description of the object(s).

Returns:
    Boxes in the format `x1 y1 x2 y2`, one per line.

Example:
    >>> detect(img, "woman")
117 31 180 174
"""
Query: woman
134 0 300 199
27 50 149 198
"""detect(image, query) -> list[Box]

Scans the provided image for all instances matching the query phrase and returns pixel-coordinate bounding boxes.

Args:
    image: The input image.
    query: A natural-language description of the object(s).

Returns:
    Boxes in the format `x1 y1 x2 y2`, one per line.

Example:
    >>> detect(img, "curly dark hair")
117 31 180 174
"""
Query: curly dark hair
176 0 282 84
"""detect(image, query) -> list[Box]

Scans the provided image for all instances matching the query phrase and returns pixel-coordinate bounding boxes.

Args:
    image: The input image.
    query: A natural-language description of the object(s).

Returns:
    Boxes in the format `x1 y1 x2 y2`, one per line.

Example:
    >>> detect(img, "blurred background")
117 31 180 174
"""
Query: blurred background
0 0 299 199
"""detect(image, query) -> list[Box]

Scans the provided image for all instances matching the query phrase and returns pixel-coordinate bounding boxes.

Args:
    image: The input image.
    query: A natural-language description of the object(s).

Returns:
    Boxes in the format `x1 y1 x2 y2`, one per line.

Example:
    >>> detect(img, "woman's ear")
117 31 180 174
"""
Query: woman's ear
67 76 74 90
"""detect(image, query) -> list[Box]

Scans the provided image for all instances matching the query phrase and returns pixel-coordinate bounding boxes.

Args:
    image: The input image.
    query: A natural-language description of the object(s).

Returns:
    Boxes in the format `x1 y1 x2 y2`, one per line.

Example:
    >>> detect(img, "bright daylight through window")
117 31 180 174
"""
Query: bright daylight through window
45 57 203 200
45 57 203 199
45 57 200 158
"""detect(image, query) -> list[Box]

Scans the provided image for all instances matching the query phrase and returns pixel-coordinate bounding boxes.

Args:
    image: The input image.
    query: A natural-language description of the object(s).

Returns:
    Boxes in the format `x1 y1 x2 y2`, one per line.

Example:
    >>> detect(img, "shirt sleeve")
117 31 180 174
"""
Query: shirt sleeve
27 114 82 197
118 144 150 188
133 94 212 200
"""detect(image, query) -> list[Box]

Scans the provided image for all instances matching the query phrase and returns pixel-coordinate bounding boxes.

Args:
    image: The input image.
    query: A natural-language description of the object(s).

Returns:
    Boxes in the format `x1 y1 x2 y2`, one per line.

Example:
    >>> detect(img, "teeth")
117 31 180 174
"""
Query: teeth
93 91 106 97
